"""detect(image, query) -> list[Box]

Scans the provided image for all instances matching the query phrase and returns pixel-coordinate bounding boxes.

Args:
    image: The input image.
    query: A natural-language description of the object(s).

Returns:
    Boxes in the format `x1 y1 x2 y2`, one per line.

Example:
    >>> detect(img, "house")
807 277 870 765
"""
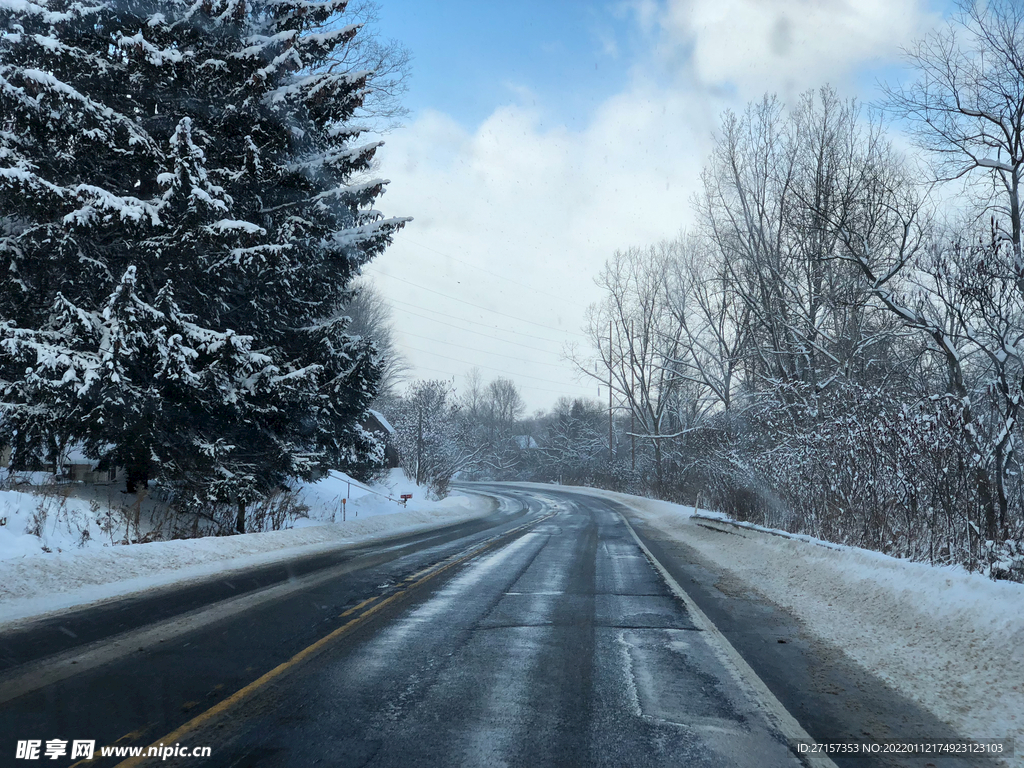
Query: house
61 445 122 485
0 440 122 484
514 435 540 450
363 409 401 469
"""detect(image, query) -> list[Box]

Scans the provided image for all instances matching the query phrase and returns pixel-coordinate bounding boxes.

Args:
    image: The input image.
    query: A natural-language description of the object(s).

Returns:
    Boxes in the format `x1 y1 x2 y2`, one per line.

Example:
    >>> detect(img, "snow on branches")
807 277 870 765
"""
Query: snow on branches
0 0 408 528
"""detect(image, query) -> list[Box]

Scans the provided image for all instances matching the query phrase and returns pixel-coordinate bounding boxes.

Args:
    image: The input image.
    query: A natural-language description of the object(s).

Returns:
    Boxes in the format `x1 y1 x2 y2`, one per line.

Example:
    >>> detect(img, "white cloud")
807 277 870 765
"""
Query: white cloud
654 0 939 100
373 84 716 407
368 0 941 409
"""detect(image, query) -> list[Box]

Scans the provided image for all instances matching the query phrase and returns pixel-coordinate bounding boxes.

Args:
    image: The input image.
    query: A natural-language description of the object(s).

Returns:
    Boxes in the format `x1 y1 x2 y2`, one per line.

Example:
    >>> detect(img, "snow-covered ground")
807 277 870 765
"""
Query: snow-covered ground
0 485 125 560
291 467 437 523
533 484 1022 768
0 469 493 630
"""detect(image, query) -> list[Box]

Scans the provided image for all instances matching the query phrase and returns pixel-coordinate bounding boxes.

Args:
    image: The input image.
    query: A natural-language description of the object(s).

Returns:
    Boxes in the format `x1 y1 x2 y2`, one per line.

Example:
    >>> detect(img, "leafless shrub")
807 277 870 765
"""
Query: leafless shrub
161 490 311 538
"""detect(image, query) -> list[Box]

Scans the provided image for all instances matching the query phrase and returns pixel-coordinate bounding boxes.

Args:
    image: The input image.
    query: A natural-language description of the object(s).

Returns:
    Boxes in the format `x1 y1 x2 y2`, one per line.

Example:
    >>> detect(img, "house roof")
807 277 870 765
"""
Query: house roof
515 435 539 450
367 409 396 435
65 443 94 465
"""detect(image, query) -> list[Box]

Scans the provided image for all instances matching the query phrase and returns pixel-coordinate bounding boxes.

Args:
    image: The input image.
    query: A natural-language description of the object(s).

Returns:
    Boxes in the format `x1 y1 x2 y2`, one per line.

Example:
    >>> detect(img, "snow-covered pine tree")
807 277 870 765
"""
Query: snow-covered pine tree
0 0 407 529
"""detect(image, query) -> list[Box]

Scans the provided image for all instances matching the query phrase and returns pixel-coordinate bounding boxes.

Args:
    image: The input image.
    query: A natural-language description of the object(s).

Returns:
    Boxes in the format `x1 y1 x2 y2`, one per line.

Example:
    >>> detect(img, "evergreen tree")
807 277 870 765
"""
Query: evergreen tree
0 0 407 529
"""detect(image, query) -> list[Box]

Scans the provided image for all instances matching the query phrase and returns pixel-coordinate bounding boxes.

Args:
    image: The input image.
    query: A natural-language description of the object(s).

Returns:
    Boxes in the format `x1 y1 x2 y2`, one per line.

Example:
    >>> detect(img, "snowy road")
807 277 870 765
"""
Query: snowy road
1 486 980 767
173 487 805 767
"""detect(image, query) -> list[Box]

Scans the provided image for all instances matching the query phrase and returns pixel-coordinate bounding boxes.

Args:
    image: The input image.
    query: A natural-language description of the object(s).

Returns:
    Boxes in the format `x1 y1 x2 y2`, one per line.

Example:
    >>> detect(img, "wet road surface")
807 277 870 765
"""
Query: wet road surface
2 485 976 767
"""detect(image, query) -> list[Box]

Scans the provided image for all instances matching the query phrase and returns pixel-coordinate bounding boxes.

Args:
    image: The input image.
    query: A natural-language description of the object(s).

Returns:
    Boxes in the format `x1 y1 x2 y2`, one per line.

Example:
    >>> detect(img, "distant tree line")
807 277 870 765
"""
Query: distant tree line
382 371 527 497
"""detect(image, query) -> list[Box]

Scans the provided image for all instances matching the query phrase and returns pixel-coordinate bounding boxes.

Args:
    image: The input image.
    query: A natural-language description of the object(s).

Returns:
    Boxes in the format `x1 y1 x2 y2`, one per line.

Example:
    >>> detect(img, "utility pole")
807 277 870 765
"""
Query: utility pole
609 320 614 465
630 321 635 472
416 404 424 485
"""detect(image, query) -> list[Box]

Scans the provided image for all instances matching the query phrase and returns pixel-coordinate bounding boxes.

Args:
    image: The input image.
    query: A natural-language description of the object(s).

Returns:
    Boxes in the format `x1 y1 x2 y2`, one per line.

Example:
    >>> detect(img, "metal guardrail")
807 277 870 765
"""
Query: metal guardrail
690 514 844 551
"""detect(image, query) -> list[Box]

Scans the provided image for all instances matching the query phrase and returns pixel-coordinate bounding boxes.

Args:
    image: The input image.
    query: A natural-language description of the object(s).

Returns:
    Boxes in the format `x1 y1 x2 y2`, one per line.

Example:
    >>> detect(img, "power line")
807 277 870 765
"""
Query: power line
396 328 571 369
364 267 589 339
390 302 574 347
394 341 591 390
359 269 590 346
393 234 591 310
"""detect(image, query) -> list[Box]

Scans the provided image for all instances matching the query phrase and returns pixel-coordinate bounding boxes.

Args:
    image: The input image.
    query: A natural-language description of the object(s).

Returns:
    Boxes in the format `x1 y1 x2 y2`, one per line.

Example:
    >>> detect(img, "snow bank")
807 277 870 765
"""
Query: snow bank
0 472 492 630
0 487 112 560
293 468 439 523
576 486 1023 768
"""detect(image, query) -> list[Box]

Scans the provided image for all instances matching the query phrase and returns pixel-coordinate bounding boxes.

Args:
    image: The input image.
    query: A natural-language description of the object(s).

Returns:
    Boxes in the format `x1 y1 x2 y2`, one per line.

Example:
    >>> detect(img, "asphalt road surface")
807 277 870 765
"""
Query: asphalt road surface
1 485 975 768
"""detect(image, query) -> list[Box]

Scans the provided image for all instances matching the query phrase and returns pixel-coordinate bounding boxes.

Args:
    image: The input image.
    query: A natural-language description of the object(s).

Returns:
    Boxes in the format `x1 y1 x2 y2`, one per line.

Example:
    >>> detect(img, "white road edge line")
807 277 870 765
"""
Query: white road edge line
618 513 840 768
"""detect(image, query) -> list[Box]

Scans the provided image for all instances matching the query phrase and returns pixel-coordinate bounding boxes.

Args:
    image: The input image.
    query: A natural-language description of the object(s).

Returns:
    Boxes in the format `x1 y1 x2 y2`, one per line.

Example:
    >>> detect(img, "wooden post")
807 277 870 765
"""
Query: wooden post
630 321 635 472
609 320 614 465
416 405 424 485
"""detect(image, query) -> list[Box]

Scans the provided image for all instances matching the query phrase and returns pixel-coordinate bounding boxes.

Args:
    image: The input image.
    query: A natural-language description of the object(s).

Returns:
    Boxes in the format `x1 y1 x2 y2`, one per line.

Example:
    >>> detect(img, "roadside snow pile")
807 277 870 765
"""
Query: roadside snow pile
0 468 446 563
0 473 492 629
596 487 1023 768
0 487 116 560
293 468 438 523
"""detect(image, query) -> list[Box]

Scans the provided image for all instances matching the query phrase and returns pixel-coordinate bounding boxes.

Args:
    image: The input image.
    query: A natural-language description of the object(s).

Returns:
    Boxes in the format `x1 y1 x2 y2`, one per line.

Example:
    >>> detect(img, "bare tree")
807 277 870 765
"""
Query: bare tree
697 95 799 391
668 234 749 414
537 397 607 485
570 242 688 490
462 367 486 422
324 0 411 132
475 377 526 475
387 379 481 497
344 279 408 401
485 377 525 428
883 0 1024 250
837 210 1021 543
696 88 900 397
866 0 1024 543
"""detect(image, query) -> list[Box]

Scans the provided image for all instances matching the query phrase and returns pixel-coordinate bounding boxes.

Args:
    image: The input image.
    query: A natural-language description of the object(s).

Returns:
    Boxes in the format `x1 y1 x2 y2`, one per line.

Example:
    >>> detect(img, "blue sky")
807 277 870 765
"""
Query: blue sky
376 0 957 128
367 0 959 410
375 1 640 130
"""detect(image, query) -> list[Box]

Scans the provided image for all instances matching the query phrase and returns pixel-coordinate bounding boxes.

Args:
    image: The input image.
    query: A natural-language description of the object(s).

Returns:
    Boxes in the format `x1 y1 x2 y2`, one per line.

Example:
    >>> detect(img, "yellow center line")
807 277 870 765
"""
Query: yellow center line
112 510 554 768
338 595 379 618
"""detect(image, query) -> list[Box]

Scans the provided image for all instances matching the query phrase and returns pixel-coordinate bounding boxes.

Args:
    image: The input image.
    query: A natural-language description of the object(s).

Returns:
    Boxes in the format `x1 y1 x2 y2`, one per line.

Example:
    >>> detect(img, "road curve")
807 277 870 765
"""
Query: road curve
9 484 974 767
3 485 977 768
149 486 805 767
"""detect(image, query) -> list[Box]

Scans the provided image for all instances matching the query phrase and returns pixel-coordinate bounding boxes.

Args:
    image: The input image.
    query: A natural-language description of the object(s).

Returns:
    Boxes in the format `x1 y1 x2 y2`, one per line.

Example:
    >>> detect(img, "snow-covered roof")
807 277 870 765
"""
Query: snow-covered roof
367 409 395 435
515 435 539 450
64 443 94 465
